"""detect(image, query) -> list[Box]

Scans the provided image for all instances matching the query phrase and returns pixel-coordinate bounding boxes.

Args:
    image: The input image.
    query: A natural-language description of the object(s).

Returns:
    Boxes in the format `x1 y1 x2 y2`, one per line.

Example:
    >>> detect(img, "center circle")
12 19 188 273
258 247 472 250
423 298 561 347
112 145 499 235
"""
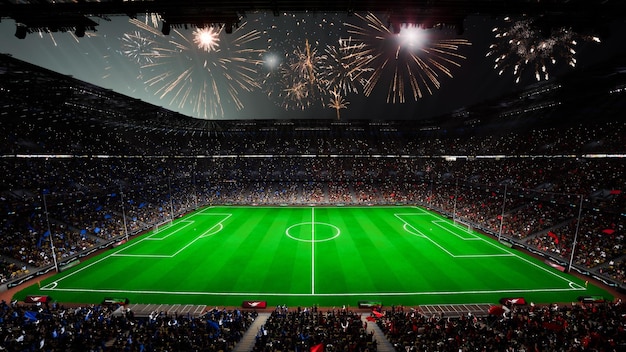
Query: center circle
285 222 341 242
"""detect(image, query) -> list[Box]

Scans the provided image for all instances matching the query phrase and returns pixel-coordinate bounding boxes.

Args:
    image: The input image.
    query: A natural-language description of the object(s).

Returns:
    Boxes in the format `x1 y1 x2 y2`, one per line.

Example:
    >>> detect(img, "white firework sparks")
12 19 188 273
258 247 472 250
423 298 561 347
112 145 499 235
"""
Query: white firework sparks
320 37 372 96
121 30 158 66
487 17 601 83
272 38 329 110
193 27 220 53
124 17 265 119
327 89 350 120
345 12 471 104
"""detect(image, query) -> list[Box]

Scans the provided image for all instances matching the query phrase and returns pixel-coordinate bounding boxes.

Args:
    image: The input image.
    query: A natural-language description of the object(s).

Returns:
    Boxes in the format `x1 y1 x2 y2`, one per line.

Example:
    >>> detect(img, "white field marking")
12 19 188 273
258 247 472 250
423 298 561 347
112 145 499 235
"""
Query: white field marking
396 215 518 258
41 282 57 290
211 205 421 209
111 254 171 258
311 207 315 295
43 206 580 296
112 214 232 258
194 206 215 213
208 206 579 291
432 220 480 240
199 223 224 238
409 207 581 288
285 223 341 242
395 213 460 257
41 285 585 296
47 212 231 288
145 220 194 240
168 215 231 257
194 213 232 239
569 282 585 289
394 212 430 217
394 213 429 238
402 223 428 238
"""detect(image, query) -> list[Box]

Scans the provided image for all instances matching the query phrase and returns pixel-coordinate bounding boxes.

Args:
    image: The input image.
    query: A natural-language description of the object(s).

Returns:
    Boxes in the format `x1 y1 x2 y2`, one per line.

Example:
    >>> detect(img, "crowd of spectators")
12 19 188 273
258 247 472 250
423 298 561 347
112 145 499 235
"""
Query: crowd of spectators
375 300 626 351
602 258 626 286
2 299 624 352
1 114 625 290
253 306 376 351
0 299 256 351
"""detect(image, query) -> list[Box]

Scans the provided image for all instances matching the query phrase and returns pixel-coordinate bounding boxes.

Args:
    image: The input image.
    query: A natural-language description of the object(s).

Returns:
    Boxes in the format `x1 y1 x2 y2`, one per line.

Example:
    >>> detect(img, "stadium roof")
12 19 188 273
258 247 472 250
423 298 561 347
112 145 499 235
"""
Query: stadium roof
1 1 622 37
2 52 624 134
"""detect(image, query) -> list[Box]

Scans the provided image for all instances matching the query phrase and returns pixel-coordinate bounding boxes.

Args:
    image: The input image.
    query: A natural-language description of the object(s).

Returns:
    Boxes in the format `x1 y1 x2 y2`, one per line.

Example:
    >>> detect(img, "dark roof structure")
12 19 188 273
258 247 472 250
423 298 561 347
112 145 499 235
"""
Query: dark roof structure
1 0 621 39
2 51 625 135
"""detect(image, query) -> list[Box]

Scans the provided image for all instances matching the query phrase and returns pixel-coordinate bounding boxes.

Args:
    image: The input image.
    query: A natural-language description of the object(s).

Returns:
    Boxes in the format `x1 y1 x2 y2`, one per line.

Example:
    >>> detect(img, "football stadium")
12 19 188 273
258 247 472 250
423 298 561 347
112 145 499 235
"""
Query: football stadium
1 1 625 351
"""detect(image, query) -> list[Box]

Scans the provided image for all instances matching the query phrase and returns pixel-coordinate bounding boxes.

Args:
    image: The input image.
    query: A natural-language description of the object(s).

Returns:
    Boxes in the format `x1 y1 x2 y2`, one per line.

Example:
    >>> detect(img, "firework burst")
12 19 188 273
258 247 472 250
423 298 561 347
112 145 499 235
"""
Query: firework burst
345 12 471 104
487 17 601 83
193 27 220 52
121 30 158 66
259 12 353 111
320 37 371 95
125 17 265 119
327 89 350 120
269 38 329 110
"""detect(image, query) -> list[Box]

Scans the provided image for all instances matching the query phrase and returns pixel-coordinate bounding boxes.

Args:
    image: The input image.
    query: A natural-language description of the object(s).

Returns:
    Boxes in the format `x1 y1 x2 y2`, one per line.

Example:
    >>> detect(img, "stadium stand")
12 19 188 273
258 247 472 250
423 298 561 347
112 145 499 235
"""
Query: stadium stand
375 301 626 351
0 48 625 350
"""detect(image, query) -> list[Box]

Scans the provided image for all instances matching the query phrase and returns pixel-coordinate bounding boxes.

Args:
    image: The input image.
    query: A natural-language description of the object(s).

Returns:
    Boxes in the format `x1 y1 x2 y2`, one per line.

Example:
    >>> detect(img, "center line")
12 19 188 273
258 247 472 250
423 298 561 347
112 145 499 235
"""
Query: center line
311 207 315 295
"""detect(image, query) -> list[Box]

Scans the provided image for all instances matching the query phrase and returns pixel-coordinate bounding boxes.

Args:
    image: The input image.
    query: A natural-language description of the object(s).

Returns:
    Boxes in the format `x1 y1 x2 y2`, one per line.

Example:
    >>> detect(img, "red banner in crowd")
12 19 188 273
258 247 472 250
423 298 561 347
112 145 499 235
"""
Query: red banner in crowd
310 343 324 352
499 297 526 306
242 301 267 309
102 297 129 305
547 231 559 244
25 295 51 304
488 305 505 315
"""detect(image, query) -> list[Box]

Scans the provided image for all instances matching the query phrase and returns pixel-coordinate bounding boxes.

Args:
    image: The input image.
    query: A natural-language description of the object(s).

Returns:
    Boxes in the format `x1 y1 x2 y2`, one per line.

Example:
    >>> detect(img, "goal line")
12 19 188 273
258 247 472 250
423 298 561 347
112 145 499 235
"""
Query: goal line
153 219 174 233
453 218 472 232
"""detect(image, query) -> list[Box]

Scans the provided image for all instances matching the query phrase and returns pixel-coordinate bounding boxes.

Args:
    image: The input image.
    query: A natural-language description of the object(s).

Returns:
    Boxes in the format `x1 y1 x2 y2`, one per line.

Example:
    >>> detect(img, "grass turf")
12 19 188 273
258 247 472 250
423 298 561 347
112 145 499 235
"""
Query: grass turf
14 206 612 307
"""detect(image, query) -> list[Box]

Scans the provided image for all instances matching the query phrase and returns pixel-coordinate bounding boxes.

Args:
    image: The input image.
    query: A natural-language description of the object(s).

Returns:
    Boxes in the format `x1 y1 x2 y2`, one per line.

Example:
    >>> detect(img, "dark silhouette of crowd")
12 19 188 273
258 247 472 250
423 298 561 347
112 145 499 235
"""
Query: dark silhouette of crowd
0 299 256 351
2 299 625 351
375 300 626 351
253 306 376 352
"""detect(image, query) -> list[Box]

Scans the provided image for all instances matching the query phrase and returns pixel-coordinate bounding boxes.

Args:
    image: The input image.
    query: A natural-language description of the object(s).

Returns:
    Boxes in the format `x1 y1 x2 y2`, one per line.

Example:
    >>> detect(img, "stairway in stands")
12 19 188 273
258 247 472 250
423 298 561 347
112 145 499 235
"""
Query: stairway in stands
232 312 270 352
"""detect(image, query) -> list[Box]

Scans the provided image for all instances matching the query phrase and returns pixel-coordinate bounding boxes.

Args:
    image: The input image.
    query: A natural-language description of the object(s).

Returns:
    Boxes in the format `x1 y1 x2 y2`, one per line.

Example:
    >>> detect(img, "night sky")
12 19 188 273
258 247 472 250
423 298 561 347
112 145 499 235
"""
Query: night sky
1 11 625 121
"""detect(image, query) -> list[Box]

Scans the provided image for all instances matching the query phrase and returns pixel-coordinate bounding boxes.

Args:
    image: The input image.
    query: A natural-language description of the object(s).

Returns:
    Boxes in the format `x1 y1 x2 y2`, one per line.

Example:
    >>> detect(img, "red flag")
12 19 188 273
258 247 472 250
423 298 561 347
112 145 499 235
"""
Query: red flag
372 310 384 318
488 305 505 315
602 229 615 235
609 190 622 195
310 343 324 352
547 231 559 244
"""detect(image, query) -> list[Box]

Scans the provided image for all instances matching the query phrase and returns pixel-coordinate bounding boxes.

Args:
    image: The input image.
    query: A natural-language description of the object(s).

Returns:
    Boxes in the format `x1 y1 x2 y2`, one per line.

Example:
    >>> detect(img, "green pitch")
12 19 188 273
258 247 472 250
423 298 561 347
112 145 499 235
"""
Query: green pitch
14 206 611 307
